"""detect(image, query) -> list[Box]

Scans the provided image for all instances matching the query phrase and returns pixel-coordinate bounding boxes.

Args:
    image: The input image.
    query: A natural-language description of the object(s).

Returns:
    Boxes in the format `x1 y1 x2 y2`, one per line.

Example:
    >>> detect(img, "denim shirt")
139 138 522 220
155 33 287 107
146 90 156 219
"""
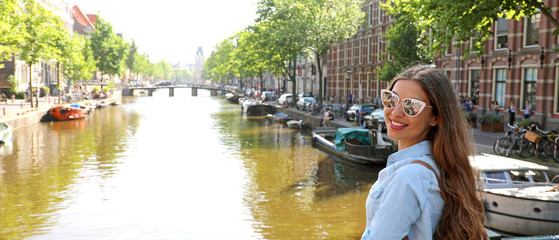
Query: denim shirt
361 140 444 240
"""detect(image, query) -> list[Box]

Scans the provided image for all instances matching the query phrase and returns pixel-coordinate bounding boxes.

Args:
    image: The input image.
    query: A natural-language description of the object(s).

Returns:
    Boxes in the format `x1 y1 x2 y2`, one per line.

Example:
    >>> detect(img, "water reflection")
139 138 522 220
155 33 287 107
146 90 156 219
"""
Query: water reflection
0 89 382 239
0 100 140 239
213 110 381 239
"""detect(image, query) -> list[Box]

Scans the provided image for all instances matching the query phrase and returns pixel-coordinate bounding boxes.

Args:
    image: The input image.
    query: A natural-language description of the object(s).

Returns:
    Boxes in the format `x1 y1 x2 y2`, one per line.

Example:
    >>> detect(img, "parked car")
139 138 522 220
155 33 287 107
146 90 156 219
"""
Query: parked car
296 97 316 110
261 91 277 101
154 81 171 86
346 104 376 123
363 108 386 131
298 92 313 99
278 94 293 106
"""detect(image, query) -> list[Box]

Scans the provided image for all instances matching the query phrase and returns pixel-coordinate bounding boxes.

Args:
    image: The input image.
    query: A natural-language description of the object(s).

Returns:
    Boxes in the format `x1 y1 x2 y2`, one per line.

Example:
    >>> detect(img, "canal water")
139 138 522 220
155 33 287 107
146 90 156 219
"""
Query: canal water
0 88 382 239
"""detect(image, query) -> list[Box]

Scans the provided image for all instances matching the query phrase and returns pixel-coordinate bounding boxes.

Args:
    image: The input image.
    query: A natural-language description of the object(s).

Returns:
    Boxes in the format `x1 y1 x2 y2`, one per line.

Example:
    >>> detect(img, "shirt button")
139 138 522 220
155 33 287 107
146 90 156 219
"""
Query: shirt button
390 157 394 162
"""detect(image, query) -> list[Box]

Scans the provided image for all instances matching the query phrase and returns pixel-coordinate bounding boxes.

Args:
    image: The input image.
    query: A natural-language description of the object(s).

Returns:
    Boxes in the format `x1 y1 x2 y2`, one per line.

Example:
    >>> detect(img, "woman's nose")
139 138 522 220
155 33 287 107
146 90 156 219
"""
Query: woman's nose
390 102 405 117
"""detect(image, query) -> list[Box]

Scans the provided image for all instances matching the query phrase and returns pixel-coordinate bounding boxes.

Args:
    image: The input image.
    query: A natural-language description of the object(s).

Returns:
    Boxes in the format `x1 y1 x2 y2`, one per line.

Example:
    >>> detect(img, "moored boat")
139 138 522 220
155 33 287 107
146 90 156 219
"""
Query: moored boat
287 120 309 129
40 105 89 122
272 112 291 123
470 153 559 236
0 122 13 144
311 127 395 165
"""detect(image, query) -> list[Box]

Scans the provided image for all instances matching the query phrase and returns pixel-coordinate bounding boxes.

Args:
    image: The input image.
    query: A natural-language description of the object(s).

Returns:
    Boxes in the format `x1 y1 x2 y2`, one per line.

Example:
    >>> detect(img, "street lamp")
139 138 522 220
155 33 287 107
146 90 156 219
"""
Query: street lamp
346 69 352 106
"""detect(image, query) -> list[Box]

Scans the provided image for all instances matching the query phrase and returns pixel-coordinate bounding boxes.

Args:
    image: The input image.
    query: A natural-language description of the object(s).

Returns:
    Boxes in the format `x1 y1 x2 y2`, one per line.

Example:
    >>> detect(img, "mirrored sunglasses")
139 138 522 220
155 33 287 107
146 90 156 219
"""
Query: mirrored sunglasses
380 89 432 117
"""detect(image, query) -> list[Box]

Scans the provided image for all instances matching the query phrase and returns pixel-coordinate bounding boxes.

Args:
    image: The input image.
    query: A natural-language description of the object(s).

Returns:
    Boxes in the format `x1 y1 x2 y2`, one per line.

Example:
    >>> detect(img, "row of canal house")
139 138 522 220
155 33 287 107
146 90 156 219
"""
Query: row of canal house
325 0 559 129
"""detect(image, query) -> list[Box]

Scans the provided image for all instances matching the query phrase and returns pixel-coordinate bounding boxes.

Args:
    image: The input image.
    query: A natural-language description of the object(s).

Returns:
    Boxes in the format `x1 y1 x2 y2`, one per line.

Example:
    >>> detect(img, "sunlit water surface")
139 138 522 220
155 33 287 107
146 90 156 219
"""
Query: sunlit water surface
0 88 381 239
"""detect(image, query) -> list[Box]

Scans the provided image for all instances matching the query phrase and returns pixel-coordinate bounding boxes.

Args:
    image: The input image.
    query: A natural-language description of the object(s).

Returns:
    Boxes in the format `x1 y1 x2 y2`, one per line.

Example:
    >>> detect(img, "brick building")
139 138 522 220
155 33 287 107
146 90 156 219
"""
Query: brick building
327 0 559 128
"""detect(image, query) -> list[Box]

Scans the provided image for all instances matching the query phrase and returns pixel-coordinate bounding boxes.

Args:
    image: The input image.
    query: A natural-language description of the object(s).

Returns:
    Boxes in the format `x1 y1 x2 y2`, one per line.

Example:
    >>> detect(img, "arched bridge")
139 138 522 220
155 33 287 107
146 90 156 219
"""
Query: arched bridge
122 85 229 97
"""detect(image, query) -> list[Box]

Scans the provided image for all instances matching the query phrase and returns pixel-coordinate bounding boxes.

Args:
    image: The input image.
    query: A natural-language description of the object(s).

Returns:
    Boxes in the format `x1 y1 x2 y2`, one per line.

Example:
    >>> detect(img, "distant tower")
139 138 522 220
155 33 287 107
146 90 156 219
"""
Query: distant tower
194 47 204 83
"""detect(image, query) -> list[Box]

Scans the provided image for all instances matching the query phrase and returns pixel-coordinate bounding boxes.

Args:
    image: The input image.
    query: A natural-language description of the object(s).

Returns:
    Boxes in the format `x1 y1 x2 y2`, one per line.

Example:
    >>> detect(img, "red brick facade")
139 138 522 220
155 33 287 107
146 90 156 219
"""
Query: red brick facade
326 0 559 128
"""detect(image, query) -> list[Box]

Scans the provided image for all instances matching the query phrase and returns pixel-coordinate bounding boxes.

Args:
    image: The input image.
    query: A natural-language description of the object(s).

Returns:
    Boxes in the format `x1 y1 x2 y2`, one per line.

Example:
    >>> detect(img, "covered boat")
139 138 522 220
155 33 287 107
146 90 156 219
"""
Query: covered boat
311 127 395 165
272 112 291 122
470 153 559 236
40 105 90 122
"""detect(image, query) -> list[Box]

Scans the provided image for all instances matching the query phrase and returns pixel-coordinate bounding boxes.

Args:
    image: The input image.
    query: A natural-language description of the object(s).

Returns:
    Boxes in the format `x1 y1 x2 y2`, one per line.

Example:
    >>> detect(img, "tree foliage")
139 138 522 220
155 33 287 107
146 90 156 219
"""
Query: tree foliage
0 0 23 60
384 0 559 58
90 17 129 80
377 12 428 82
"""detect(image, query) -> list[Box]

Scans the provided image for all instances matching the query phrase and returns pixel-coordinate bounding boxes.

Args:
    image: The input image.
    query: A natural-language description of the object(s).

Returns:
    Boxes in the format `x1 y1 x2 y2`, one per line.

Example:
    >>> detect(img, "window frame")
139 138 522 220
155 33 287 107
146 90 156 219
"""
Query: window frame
495 17 509 50
523 11 541 47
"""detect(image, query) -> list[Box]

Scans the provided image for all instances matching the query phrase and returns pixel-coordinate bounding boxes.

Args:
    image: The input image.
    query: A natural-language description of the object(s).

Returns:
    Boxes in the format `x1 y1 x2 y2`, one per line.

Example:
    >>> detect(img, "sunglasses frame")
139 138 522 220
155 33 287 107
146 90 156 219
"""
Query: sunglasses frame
380 89 432 117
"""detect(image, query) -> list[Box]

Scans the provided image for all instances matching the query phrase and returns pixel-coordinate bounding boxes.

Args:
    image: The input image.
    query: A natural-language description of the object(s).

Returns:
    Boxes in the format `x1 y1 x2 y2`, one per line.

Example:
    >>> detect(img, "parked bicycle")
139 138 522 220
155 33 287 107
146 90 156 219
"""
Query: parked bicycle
517 124 541 158
533 126 559 161
493 123 518 156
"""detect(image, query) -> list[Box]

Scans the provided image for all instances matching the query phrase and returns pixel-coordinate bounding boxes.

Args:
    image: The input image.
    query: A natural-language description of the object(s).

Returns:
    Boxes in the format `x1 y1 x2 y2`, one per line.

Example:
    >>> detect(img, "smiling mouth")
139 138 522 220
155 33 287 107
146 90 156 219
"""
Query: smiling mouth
390 119 408 128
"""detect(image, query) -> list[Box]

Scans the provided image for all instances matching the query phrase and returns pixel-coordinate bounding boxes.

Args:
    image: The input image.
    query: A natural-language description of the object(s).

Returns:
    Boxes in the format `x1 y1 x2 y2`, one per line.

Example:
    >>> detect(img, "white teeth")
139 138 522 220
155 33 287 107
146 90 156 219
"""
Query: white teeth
391 120 407 127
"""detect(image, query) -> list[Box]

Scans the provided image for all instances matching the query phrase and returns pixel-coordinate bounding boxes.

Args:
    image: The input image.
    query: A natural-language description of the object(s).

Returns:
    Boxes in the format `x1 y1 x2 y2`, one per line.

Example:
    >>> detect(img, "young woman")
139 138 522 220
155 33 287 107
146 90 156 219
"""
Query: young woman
361 65 486 240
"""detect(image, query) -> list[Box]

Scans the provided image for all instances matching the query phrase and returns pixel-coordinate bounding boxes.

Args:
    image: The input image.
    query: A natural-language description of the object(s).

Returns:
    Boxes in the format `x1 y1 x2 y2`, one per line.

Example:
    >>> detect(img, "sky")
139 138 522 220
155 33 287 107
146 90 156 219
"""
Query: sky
66 0 259 66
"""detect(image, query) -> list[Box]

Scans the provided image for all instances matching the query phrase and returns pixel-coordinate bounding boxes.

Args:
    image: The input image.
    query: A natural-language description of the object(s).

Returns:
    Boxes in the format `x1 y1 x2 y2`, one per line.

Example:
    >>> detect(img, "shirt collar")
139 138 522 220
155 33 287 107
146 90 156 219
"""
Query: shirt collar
386 140 432 167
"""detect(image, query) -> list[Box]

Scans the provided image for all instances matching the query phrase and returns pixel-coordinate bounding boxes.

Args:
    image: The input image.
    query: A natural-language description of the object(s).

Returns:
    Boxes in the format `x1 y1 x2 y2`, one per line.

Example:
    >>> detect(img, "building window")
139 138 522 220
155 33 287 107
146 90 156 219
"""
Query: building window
470 69 480 105
495 69 506 108
495 18 508 49
378 3 383 24
377 35 382 62
359 38 363 64
368 37 372 63
523 68 537 109
524 11 540 47
368 4 373 27
347 41 351 66
555 66 559 113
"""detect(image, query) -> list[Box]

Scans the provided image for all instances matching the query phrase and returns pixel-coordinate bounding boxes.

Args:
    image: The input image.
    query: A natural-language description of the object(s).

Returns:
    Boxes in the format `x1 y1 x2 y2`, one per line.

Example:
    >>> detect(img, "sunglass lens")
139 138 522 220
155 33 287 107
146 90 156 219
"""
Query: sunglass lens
382 91 397 108
402 99 424 116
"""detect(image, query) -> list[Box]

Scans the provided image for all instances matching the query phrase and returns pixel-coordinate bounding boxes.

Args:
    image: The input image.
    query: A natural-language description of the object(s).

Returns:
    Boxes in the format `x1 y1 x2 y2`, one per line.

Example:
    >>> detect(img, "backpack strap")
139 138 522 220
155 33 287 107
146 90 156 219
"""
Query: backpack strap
409 160 447 202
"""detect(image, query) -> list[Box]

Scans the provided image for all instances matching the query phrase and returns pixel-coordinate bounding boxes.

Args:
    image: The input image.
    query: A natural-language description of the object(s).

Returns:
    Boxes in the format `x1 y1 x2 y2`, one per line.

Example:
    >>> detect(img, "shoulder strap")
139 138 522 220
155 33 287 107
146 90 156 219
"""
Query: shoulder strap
409 160 447 202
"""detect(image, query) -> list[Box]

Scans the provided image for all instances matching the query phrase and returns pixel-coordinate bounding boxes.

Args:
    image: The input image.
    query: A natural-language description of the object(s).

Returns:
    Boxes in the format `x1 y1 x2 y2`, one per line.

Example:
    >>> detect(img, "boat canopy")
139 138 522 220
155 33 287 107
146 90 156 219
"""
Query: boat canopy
334 128 371 151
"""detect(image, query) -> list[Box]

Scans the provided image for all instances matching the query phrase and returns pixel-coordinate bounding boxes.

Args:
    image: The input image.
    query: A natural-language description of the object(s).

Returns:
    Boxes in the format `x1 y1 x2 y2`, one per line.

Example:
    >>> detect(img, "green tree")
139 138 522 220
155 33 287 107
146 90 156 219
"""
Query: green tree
255 0 308 104
384 0 559 57
302 0 366 106
18 0 64 107
60 34 95 82
0 0 22 60
126 40 140 80
90 17 128 82
377 12 428 82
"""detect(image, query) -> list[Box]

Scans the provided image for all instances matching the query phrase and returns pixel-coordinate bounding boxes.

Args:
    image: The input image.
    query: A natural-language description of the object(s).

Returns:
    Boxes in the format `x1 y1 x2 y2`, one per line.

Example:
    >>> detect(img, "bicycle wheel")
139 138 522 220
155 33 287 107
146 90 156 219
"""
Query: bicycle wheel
518 138 536 158
536 139 554 161
507 138 519 157
494 137 512 155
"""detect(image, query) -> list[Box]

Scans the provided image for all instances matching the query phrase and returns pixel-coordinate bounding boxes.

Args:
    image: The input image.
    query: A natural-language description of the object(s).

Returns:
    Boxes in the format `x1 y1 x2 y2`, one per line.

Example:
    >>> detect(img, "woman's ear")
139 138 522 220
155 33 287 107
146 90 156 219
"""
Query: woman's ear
430 116 439 127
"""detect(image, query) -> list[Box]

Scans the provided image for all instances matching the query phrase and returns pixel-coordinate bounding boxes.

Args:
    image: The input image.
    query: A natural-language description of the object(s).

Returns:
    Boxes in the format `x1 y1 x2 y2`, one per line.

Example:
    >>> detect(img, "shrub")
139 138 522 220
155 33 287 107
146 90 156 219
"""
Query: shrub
517 119 539 129
479 114 502 124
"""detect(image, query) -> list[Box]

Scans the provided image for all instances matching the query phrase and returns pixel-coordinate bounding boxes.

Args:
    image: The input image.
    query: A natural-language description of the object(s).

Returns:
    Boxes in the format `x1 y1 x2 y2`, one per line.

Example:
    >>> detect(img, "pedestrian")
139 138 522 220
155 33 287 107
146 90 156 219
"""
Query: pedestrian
508 101 516 125
330 95 335 104
523 100 532 119
492 100 500 115
462 96 472 112
361 65 486 240
322 108 333 126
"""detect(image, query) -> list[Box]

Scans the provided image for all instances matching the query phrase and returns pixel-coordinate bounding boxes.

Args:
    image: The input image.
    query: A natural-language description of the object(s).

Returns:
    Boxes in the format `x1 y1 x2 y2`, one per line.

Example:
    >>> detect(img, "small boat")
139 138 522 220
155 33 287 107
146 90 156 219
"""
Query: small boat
96 100 109 108
225 92 243 104
242 99 276 116
0 122 13 144
40 105 89 122
311 126 395 165
287 120 309 129
470 153 559 236
272 112 292 122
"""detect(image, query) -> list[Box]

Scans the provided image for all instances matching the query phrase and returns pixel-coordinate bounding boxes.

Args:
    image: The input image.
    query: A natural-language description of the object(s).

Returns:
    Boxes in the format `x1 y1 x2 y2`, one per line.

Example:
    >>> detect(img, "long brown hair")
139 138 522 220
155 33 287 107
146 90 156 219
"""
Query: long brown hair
388 65 487 240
